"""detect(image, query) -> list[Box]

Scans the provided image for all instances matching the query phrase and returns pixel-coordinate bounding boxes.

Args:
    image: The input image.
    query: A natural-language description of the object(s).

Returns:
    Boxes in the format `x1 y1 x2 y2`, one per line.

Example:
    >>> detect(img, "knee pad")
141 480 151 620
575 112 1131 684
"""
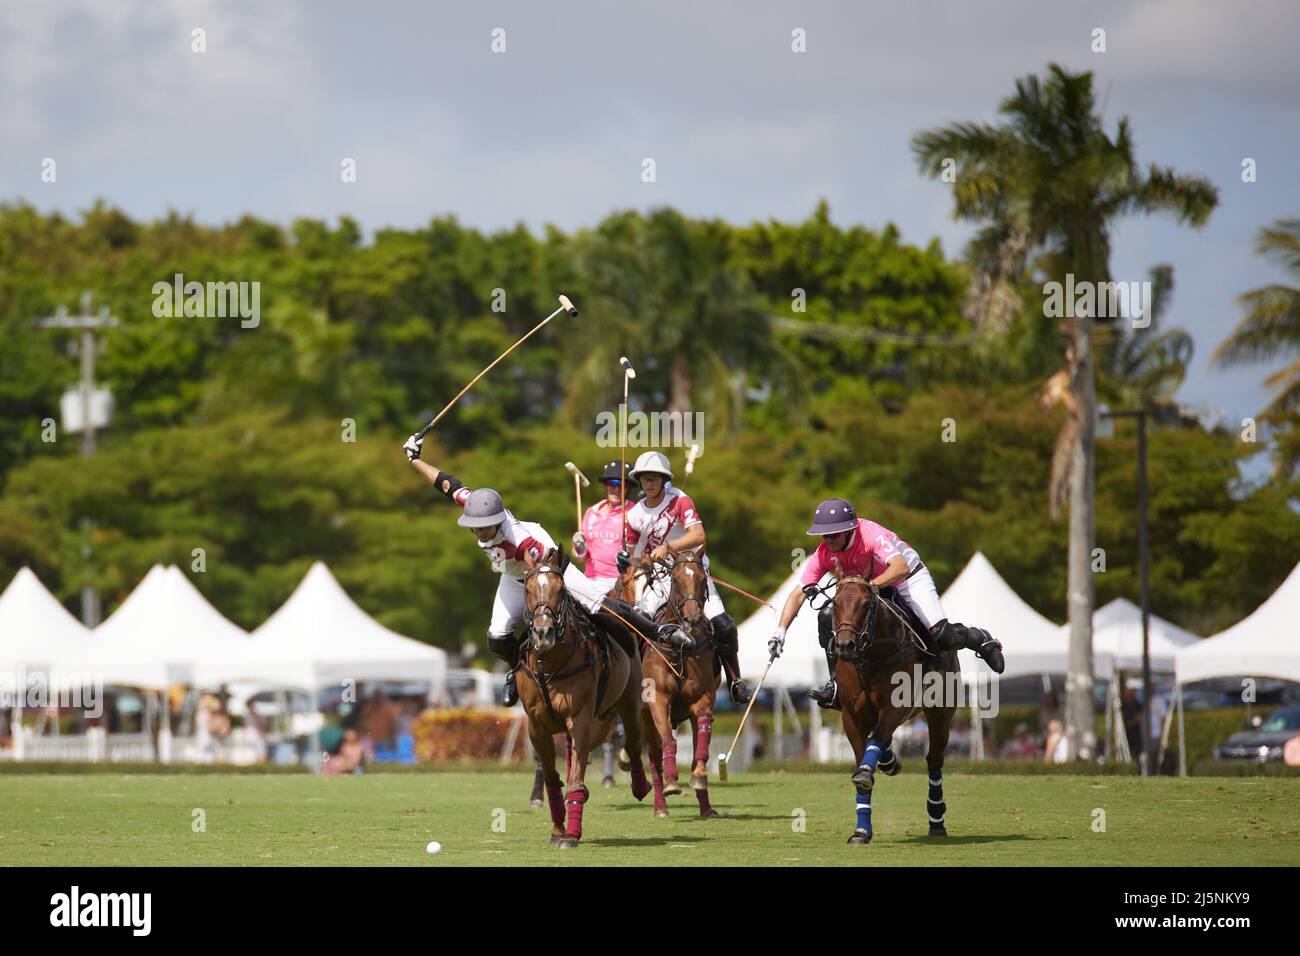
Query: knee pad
818 604 834 649
710 612 738 651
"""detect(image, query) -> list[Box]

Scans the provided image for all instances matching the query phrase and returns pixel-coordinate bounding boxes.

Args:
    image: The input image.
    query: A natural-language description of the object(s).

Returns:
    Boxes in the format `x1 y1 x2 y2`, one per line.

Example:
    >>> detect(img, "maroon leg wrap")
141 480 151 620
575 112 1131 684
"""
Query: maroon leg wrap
694 712 713 765
663 730 678 783
651 767 668 813
545 779 564 828
564 786 589 840
629 759 650 800
695 786 713 816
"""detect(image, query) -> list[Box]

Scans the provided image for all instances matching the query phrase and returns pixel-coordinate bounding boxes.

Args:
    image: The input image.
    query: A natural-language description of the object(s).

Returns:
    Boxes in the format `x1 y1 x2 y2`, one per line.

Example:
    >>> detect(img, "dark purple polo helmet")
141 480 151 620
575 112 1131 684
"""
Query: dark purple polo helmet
807 498 858 536
599 460 633 484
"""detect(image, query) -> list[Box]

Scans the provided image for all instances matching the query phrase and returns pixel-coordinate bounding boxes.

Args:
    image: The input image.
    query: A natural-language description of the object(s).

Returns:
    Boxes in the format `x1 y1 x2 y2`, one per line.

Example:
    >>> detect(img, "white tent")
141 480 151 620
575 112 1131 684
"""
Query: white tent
1176 561 1300 686
940 552 1083 681
64 565 250 689
737 568 830 689
194 562 447 696
0 568 94 689
1081 597 1199 675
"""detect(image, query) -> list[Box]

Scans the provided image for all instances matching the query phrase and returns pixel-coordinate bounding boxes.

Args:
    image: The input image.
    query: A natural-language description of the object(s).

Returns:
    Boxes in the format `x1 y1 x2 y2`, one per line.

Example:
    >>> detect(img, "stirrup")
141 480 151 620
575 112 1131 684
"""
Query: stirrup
809 680 839 710
729 678 752 704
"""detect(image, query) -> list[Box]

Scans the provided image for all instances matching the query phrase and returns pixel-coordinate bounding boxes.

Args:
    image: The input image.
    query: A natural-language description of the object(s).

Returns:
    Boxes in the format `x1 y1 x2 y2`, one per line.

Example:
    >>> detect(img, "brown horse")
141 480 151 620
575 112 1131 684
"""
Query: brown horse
640 552 722 819
830 575 957 844
517 550 650 848
608 553 649 605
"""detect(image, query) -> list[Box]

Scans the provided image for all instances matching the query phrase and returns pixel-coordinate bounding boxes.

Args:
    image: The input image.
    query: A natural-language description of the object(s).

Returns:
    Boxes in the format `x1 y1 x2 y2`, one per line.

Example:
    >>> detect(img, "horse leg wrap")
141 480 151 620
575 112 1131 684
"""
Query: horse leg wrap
545 779 565 829
878 747 900 776
927 770 947 829
855 793 873 836
564 786 589 840
662 729 678 783
602 741 614 778
694 712 714 766
695 785 714 816
628 758 650 801
852 741 883 795
651 766 668 812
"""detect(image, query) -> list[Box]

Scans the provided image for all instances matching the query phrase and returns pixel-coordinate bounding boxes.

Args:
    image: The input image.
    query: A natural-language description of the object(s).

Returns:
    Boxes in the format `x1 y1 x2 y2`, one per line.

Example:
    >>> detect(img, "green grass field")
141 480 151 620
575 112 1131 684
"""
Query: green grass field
1 770 1295 866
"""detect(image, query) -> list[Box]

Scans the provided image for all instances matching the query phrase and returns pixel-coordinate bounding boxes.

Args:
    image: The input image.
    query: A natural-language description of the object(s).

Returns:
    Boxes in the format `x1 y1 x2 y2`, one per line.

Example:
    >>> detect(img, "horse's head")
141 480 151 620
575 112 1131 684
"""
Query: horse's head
664 551 709 635
831 575 875 657
523 548 567 653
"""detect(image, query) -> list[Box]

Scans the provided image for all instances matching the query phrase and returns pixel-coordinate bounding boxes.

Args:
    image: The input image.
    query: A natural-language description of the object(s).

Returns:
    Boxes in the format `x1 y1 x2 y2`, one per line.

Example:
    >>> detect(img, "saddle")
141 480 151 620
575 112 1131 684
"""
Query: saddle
876 587 949 671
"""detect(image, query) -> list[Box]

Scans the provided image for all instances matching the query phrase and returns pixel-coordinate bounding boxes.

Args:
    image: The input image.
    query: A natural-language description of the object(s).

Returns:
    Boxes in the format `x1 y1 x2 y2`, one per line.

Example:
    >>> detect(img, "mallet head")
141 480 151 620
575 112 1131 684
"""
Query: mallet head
558 294 578 317
564 461 590 487
619 356 636 380
685 443 700 476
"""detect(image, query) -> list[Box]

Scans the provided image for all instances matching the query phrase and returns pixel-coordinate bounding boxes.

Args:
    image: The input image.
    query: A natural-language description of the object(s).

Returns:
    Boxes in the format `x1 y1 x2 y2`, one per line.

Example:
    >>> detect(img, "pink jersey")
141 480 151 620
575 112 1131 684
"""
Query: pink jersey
581 500 628 579
623 487 702 555
799 518 922 586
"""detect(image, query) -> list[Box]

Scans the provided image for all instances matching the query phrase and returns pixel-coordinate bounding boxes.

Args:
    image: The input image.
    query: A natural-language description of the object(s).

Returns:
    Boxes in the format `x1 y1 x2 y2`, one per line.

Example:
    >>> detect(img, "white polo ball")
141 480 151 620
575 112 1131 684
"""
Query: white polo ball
426 841 442 854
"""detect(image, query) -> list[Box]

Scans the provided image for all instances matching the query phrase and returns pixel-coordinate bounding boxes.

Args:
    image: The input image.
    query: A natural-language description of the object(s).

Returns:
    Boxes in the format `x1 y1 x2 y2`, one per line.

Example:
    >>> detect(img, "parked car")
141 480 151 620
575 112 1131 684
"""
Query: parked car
1212 705 1300 763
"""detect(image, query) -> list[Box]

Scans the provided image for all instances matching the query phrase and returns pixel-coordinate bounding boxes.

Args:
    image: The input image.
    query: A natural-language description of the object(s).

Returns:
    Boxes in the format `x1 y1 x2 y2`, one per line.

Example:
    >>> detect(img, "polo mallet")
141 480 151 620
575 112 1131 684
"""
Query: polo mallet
564 461 589 532
618 356 636 544
708 573 776 611
682 443 700 485
413 293 578 441
718 650 777 782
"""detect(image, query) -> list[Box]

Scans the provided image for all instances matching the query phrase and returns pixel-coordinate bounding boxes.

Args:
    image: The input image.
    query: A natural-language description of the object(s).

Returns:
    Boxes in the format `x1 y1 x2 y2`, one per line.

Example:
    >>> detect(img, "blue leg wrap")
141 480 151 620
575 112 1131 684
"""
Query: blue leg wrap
927 769 946 826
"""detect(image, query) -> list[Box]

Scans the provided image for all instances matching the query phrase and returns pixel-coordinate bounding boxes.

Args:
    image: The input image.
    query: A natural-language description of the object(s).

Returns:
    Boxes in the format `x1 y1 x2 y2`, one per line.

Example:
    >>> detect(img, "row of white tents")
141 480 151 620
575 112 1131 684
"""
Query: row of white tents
9 549 1290 700
739 551 1300 690
4 551 1297 769
0 562 447 696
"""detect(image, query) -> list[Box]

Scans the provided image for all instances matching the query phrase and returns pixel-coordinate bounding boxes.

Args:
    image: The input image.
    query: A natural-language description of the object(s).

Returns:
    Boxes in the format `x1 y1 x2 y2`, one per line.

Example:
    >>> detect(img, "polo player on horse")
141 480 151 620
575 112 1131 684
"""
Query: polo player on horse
768 498 1006 708
405 434 676 705
617 450 752 704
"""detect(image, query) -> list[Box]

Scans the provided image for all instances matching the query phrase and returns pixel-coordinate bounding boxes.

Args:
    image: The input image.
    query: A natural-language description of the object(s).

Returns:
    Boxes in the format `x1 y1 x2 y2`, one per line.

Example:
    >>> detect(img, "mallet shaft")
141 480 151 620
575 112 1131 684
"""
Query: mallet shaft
416 295 574 439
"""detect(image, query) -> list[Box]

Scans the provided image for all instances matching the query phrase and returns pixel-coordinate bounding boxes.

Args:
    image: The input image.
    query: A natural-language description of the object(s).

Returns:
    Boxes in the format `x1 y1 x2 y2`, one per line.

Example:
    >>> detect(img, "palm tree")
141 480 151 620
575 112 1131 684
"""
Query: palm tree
1213 218 1300 478
562 209 791 433
913 64 1217 759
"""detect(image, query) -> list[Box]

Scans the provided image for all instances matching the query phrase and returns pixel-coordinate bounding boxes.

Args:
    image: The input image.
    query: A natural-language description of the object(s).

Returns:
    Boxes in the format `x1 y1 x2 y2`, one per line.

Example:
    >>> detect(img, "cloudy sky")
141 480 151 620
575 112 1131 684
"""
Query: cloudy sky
2 0 1297 463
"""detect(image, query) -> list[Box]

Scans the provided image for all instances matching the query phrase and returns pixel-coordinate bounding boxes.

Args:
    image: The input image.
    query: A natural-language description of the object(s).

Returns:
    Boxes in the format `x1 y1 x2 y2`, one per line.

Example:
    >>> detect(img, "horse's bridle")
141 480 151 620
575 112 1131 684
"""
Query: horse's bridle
830 576 882 660
650 552 713 651
827 575 939 669
522 564 573 652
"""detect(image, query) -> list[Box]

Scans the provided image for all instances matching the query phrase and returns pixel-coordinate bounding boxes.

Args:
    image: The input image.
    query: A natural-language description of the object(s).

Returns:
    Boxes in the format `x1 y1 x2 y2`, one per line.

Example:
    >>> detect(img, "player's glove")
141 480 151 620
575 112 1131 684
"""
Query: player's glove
768 626 786 660
403 433 424 462
616 551 631 574
571 532 587 559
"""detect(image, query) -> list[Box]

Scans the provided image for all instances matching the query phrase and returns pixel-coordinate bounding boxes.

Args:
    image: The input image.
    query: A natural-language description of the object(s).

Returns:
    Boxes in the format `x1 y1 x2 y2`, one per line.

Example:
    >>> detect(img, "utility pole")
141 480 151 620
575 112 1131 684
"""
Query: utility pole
1099 406 1154 775
37 292 117 626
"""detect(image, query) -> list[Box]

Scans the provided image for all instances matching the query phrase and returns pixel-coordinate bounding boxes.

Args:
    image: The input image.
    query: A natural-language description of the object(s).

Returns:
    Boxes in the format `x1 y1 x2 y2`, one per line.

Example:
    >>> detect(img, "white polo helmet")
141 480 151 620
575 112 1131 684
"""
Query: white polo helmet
629 451 673 480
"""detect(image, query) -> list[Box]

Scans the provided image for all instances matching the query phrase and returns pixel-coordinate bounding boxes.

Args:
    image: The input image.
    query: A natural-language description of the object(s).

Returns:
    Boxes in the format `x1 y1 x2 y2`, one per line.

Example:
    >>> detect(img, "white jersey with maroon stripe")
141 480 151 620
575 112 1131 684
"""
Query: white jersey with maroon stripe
447 486 555 579
623 487 703 558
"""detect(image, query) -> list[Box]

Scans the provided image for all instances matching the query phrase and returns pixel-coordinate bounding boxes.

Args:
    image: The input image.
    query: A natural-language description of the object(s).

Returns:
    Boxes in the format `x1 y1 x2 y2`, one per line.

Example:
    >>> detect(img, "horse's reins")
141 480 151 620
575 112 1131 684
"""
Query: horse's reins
520 565 597 724
828 575 935 663
649 553 714 662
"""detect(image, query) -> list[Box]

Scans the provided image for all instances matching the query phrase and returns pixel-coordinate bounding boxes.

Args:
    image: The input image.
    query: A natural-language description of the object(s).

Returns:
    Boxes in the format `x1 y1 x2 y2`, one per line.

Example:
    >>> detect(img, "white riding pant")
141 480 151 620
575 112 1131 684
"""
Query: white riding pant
562 564 617 614
636 568 726 620
488 575 527 638
893 567 945 630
